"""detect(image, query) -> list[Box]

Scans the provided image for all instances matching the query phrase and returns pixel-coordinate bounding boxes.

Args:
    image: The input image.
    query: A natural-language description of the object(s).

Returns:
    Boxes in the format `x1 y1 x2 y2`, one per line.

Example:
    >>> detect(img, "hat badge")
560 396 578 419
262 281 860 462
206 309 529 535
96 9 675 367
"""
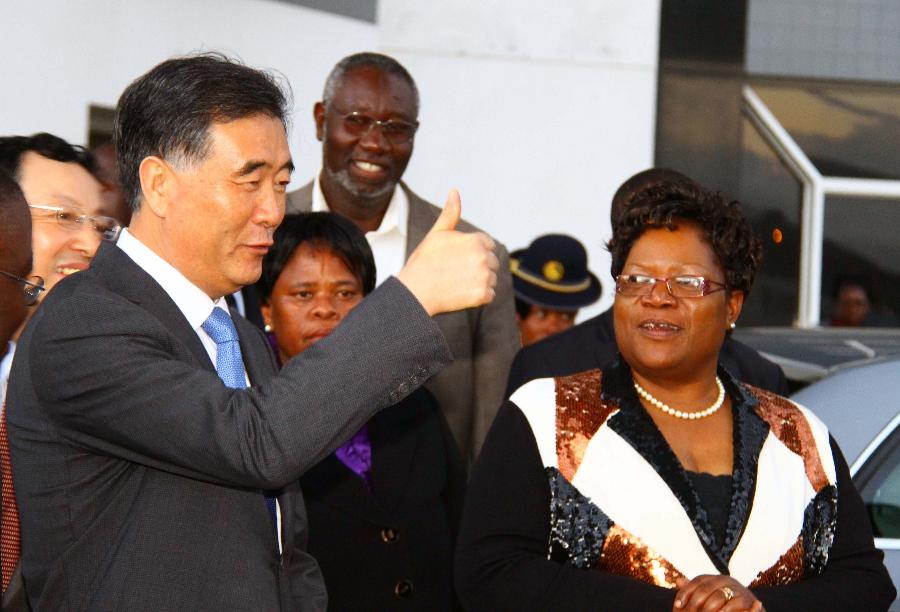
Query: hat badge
542 260 565 283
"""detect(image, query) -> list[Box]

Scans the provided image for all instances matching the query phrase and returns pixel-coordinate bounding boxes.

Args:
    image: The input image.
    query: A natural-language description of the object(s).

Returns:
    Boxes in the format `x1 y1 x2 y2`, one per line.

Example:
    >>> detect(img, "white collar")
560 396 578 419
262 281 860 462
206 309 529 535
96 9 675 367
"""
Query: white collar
1 340 15 407
312 172 408 237
116 228 228 332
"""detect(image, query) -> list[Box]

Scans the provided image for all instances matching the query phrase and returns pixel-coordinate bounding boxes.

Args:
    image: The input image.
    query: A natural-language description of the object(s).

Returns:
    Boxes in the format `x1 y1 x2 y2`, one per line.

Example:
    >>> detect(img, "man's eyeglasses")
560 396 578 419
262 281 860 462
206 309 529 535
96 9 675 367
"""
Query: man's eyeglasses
615 274 728 298
29 204 122 242
330 107 419 145
0 271 45 306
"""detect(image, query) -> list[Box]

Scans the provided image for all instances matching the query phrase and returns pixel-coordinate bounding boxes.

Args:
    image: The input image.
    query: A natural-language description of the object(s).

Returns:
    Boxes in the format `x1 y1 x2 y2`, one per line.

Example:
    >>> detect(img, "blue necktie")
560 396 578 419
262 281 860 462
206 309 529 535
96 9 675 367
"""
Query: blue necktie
202 308 278 527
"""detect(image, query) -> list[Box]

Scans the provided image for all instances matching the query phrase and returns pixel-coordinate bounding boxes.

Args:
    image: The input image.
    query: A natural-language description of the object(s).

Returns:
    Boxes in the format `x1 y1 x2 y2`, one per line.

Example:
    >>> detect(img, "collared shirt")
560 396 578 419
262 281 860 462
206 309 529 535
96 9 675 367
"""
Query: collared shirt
1 341 14 415
116 229 280 549
117 229 235 369
312 172 408 287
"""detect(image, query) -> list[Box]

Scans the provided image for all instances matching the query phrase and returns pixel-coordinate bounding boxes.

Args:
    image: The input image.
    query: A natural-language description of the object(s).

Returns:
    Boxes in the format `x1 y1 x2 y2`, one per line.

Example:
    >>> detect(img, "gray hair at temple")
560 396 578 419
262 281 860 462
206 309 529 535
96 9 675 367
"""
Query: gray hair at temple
321 52 420 114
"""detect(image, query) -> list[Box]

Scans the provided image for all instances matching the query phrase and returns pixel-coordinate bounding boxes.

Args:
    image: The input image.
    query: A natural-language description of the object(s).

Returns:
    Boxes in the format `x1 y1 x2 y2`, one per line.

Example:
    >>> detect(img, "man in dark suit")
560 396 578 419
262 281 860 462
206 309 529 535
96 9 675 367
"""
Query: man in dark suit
286 52 519 463
0 169 36 612
6 54 499 611
506 169 788 396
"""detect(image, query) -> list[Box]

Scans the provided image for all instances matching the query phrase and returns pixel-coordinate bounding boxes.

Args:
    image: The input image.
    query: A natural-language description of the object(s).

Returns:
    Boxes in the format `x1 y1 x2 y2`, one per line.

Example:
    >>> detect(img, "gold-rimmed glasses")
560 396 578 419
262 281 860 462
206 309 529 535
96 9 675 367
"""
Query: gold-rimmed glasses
28 204 122 242
328 107 419 145
615 274 728 298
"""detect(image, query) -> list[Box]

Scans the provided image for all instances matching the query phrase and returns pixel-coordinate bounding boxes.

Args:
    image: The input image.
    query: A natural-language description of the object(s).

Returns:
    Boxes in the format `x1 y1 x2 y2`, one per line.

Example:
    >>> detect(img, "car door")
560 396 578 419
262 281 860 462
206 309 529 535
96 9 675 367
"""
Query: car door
852 415 900 610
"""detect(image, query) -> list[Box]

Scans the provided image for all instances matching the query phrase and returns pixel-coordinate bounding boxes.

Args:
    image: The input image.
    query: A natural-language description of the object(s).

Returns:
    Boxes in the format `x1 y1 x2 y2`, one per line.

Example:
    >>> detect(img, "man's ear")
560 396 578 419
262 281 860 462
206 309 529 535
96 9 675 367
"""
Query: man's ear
313 102 326 142
138 156 173 218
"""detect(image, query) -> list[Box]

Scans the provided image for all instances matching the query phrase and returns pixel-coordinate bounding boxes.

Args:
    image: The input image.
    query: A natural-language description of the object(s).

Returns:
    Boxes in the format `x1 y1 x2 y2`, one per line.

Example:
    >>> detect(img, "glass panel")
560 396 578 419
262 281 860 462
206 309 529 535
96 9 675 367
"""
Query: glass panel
754 82 900 181
736 117 803 326
747 0 900 84
821 196 900 327
859 427 900 539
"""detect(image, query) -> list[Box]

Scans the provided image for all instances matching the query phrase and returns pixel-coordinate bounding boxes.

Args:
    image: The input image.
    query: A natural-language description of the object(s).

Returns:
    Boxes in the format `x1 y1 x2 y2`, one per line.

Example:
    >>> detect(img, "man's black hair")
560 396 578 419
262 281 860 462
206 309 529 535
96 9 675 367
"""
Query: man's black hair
610 167 697 228
257 212 376 301
0 132 98 181
0 167 31 265
114 52 291 212
514 296 533 319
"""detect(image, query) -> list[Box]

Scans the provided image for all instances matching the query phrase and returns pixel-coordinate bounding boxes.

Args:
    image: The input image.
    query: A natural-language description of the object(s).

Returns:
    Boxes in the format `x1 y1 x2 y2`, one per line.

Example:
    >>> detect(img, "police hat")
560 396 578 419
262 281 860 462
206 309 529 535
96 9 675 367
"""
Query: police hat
510 234 601 311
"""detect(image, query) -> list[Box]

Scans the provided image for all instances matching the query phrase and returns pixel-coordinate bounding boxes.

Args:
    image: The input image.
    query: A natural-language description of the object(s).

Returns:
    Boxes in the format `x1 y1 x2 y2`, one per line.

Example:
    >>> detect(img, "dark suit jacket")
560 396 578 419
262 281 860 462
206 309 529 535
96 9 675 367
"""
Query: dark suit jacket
6 242 450 611
301 388 465 611
506 308 789 396
287 181 520 463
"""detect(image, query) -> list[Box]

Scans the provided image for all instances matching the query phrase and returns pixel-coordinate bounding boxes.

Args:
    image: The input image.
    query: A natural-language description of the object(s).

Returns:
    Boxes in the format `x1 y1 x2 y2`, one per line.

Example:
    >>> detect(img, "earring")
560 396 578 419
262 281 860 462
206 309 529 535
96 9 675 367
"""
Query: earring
264 324 272 333
729 322 736 330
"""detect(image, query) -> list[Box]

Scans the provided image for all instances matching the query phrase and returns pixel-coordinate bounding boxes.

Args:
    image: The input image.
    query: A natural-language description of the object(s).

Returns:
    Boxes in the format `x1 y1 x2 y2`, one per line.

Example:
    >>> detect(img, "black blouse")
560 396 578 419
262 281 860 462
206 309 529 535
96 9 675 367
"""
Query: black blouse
686 471 733 555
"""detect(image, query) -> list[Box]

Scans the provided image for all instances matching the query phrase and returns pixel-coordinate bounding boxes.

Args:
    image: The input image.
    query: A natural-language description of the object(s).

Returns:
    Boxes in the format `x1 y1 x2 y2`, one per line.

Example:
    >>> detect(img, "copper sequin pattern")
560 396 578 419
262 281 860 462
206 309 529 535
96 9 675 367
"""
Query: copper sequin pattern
554 369 617 481
598 524 683 588
751 537 805 587
547 467 611 568
747 386 831 492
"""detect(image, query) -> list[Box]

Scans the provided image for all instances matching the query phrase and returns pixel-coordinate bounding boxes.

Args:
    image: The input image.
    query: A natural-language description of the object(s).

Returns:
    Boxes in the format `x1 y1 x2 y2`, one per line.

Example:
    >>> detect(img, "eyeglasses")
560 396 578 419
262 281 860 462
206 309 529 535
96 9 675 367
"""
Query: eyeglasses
29 204 122 242
329 107 419 145
0 270 45 306
615 274 728 298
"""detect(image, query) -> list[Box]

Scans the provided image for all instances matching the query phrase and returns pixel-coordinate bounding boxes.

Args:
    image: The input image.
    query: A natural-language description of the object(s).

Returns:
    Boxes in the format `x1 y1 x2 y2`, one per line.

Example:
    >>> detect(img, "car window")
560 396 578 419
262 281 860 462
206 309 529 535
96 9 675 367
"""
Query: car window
857 425 900 538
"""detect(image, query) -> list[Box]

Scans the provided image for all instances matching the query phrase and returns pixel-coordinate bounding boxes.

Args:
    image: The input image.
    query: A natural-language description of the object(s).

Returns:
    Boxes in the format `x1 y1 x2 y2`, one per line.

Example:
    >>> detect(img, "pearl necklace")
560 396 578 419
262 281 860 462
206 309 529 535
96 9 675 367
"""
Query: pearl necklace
633 377 726 420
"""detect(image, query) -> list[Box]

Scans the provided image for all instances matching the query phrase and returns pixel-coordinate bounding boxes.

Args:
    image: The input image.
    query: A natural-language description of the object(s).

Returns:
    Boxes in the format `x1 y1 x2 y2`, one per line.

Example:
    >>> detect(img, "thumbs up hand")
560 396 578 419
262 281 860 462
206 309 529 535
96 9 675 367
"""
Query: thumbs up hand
397 190 499 316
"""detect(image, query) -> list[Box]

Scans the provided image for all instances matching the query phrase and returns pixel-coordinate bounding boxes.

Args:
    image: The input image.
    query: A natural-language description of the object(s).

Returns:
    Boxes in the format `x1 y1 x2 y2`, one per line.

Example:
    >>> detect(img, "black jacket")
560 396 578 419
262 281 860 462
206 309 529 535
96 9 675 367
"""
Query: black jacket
302 389 465 611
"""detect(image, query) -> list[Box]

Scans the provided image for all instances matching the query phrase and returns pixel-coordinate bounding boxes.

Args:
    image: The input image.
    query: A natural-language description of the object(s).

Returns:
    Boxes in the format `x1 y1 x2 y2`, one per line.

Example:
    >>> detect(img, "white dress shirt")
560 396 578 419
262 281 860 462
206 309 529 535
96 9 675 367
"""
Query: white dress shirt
312 173 408 287
116 229 280 549
117 229 236 368
1 341 14 415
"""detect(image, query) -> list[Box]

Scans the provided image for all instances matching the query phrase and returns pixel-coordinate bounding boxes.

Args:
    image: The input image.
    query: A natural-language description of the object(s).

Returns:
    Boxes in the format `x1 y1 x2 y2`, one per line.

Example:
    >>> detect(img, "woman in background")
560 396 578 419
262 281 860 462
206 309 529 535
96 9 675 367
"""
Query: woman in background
258 212 465 611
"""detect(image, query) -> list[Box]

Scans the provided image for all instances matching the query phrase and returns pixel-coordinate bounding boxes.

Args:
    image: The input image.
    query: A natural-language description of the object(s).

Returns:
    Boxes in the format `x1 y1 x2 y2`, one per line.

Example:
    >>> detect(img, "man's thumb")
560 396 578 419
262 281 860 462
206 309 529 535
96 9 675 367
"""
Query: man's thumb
429 189 461 233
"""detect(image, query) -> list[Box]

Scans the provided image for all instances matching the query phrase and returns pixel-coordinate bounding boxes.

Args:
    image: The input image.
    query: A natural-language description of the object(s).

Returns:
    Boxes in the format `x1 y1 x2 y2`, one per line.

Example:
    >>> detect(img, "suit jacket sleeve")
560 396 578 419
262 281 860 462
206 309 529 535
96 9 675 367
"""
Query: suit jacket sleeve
27 277 451 490
285 483 328 612
470 243 520 456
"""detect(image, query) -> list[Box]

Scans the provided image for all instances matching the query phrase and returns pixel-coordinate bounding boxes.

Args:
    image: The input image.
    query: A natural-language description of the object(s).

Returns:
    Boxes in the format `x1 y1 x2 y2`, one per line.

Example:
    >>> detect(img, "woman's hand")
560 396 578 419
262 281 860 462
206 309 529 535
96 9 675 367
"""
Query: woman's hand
673 575 764 612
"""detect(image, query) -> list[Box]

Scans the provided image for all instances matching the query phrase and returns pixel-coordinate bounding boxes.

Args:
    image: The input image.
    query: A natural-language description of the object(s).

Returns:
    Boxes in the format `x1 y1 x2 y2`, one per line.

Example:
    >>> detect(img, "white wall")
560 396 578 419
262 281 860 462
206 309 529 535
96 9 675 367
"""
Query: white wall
2 0 660 317
378 0 660 316
1 0 376 183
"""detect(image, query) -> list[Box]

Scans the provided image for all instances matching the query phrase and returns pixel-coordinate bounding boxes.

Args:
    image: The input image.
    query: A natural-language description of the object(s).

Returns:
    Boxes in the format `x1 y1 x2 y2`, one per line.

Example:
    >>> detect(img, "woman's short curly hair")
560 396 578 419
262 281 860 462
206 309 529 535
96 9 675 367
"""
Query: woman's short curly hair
608 181 762 296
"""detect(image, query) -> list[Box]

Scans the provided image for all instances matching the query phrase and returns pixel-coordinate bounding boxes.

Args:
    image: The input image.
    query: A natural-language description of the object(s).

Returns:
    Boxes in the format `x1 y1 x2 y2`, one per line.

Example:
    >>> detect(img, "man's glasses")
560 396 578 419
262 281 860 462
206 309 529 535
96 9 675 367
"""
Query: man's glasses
29 204 122 242
330 107 419 145
0 271 45 306
615 274 728 298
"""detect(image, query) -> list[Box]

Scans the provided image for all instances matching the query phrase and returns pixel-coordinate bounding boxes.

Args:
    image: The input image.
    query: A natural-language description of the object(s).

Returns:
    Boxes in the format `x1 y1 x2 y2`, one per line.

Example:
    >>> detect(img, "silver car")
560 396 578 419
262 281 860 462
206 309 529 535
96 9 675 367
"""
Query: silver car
793 357 900 611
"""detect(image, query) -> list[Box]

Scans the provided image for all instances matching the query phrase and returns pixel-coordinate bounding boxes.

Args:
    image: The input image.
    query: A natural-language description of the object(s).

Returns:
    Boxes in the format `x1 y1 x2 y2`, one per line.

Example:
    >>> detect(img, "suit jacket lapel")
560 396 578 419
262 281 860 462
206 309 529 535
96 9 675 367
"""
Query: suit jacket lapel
403 183 434 259
285 181 314 215
93 242 214 373
232 313 272 387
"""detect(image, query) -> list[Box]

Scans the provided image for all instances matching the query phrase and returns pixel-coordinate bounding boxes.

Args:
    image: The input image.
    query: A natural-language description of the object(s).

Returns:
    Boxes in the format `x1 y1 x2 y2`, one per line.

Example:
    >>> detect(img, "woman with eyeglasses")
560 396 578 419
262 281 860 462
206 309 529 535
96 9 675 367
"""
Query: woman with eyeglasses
256 212 465 611
455 182 895 611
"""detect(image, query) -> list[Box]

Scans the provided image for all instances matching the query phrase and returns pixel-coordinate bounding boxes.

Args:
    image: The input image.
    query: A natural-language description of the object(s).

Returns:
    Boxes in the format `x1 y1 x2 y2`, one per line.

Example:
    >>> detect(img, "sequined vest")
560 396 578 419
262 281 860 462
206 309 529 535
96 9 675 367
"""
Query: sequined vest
510 368 838 588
